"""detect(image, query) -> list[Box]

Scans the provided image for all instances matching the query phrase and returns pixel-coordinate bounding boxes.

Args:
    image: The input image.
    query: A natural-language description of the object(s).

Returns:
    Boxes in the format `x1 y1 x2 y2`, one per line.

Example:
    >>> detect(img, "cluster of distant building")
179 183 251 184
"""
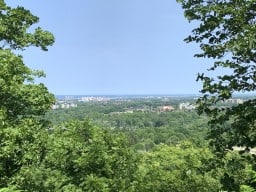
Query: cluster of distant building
51 102 77 109
79 96 110 102
179 102 196 110
159 103 196 112
51 96 110 110
51 102 196 111
159 98 244 112
51 96 245 111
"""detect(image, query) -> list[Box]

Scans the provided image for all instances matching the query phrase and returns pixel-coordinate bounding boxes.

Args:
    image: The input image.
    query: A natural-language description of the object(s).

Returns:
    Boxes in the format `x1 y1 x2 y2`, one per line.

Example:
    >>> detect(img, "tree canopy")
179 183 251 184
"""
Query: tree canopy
177 0 256 153
0 0 54 51
0 0 55 190
0 0 55 123
177 0 256 189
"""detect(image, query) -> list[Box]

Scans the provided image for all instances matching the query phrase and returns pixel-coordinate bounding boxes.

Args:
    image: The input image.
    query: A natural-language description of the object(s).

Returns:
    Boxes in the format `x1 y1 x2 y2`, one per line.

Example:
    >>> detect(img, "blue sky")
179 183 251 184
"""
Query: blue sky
7 0 208 95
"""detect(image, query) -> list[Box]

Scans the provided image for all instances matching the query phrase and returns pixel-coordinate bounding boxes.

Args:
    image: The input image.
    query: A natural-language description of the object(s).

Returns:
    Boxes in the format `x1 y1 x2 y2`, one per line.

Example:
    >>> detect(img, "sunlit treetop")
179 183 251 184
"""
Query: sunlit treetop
0 0 54 50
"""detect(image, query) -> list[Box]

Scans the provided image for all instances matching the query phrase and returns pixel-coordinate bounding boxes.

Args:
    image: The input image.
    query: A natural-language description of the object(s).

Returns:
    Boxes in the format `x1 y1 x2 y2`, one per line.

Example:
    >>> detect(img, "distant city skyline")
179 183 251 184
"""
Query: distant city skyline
7 0 212 95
